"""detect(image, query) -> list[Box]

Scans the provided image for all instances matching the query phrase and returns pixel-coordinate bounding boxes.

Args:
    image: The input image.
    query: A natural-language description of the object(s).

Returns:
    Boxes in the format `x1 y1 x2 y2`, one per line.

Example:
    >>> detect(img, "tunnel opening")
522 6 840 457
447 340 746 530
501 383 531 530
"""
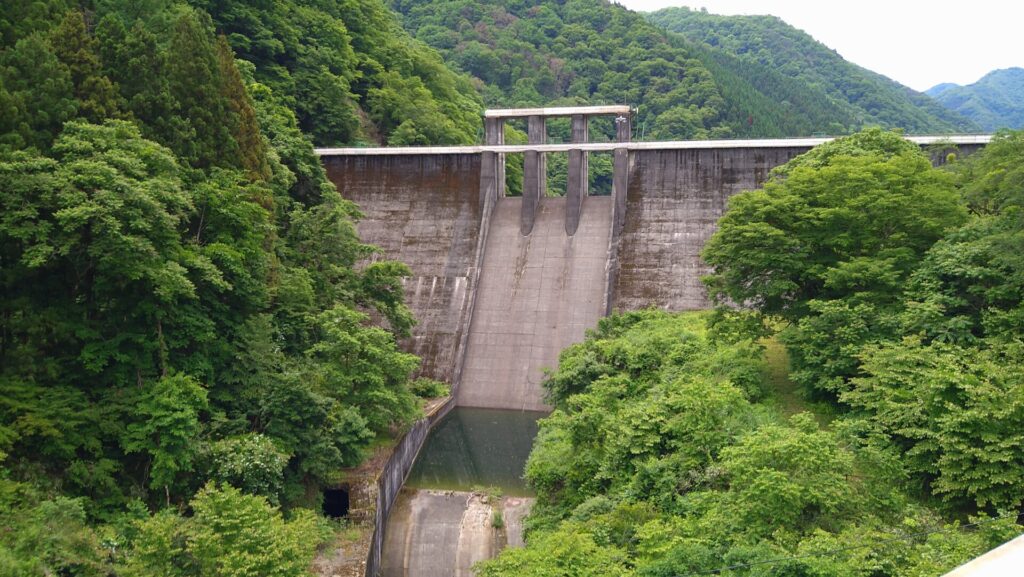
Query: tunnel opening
322 486 350 518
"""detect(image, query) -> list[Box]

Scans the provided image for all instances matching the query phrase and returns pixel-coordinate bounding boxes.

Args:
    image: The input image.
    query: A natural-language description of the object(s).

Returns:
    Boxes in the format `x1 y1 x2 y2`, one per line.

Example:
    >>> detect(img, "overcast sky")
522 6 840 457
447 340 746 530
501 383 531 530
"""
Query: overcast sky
617 0 1022 92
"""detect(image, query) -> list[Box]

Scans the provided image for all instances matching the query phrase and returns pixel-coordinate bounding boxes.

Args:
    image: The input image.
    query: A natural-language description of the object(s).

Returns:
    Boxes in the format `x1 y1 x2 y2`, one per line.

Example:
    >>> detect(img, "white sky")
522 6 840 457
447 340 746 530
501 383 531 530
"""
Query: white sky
618 0 1023 91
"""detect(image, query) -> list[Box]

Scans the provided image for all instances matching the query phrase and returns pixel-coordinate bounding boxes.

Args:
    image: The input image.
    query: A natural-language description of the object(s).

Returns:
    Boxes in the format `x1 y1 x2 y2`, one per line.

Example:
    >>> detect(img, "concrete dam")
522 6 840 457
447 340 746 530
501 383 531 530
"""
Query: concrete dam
318 106 989 576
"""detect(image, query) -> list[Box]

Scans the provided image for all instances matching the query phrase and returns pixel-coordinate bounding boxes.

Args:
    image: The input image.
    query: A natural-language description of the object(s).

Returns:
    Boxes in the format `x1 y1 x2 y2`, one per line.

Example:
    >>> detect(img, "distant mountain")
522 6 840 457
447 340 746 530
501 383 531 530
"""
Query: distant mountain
926 68 1024 131
926 83 959 98
648 7 979 134
389 0 974 140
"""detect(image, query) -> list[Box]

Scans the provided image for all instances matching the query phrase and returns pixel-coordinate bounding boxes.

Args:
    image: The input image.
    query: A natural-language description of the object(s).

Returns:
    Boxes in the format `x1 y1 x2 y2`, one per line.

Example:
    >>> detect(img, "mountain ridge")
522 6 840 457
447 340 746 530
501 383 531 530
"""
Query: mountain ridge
647 6 979 134
926 67 1024 131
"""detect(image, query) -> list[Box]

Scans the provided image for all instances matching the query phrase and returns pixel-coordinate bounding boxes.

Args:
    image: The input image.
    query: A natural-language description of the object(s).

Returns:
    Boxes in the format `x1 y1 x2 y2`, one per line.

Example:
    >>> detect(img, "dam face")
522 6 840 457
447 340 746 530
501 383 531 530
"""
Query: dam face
613 147 806 310
458 196 613 411
322 154 485 385
318 129 989 576
322 144 817 407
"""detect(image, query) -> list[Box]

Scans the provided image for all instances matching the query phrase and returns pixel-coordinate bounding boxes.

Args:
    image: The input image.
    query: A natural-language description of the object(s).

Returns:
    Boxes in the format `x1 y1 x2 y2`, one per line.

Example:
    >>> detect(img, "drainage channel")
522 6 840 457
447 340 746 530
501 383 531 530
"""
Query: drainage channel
381 407 547 577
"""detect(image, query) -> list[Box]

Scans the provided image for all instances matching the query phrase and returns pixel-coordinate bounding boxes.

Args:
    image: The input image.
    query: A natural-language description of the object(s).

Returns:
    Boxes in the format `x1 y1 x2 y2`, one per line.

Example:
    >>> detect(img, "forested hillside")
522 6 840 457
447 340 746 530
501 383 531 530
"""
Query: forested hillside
390 0 869 140
390 0 976 140
188 0 482 145
648 7 979 134
927 68 1024 131
390 0 735 141
480 131 1024 576
1 0 482 149
0 1 455 573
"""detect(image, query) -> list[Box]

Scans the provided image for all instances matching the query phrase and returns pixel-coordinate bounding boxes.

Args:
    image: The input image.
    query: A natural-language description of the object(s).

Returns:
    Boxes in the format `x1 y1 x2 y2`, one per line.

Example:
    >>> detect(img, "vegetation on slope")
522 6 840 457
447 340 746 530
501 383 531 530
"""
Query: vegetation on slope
703 128 1024 513
0 1 456 573
648 7 979 134
391 0 733 141
927 68 1024 131
478 311 1020 577
188 0 482 146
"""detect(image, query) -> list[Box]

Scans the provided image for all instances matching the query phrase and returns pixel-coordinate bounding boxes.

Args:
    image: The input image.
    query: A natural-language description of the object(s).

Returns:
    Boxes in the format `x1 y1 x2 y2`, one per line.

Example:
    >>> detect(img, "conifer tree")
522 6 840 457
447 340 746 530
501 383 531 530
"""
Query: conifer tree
0 33 76 150
95 15 188 150
165 10 237 169
215 35 271 183
49 10 122 123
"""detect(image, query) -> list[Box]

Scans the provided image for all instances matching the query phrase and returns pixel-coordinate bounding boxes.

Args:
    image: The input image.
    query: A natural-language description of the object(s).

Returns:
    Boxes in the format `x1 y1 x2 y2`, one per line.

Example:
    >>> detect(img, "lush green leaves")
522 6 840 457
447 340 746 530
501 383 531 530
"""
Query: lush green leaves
484 311 1014 577
0 0 427 529
704 129 968 394
123 374 209 494
123 483 321 577
847 340 1024 509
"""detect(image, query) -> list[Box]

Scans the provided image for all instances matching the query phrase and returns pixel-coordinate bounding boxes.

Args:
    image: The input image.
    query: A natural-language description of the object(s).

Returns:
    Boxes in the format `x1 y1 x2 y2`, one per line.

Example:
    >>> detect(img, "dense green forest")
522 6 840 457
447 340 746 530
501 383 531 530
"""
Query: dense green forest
0 1 459 574
391 0 728 140
391 0 976 140
480 130 1024 576
927 68 1024 131
648 7 980 135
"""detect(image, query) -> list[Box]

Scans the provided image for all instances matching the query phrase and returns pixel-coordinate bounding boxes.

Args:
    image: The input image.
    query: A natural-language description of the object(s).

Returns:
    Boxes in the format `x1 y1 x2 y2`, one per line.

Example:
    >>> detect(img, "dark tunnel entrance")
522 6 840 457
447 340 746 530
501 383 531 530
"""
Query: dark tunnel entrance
322 487 350 518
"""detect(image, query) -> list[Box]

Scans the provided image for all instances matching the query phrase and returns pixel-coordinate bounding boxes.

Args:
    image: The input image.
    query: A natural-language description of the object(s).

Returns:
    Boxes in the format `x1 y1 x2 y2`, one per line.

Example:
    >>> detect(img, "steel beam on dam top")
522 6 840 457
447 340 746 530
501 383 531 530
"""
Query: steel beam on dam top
318 132 991 410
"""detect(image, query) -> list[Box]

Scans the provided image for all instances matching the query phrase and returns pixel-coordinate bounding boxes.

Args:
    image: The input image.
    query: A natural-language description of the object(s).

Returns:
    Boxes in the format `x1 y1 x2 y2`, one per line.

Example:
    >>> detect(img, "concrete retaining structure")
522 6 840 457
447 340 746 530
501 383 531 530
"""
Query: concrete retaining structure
363 400 455 577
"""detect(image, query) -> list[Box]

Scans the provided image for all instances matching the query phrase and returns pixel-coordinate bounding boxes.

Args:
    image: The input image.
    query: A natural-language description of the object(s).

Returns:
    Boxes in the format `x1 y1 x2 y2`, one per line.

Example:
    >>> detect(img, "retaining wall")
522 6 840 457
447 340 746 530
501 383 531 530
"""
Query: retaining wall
364 399 455 577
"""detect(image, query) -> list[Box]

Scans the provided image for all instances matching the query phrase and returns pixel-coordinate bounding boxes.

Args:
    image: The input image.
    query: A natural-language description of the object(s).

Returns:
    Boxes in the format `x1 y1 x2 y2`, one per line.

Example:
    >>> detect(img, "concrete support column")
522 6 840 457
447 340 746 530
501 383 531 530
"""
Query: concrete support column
566 114 589 235
480 117 505 205
612 113 631 236
522 115 546 235
606 112 632 315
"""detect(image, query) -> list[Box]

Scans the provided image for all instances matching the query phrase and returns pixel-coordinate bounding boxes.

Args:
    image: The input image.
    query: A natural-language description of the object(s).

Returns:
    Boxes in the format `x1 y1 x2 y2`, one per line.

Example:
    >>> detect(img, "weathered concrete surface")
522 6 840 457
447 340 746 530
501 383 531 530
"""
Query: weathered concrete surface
458 196 613 411
943 533 1024 577
381 490 533 577
322 155 484 383
612 148 808 311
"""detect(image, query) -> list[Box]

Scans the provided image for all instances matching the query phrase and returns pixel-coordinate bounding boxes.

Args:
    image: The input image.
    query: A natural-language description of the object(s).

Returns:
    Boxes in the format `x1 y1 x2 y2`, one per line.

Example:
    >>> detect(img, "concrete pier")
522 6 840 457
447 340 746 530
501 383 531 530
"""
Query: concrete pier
521 115 546 235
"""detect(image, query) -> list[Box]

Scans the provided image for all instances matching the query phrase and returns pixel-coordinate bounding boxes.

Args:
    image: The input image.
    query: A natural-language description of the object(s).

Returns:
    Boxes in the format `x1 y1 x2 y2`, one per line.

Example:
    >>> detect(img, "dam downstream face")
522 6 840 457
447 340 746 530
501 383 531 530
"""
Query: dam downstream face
458 196 613 411
382 408 544 577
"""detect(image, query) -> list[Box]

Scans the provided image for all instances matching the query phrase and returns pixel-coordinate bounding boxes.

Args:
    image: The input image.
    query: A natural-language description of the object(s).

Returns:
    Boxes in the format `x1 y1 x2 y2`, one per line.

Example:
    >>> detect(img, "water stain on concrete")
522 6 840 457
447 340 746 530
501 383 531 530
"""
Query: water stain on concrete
381 489 533 577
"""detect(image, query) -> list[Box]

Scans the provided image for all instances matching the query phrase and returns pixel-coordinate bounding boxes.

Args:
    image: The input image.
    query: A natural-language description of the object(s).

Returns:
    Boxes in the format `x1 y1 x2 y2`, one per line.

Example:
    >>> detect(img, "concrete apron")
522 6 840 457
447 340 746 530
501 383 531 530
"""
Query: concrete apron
381 489 533 577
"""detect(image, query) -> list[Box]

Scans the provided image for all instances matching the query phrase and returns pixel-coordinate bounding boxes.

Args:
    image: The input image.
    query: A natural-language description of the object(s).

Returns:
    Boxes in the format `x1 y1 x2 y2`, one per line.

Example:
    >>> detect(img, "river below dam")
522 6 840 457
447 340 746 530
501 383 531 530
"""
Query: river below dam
406 407 545 495
381 407 547 577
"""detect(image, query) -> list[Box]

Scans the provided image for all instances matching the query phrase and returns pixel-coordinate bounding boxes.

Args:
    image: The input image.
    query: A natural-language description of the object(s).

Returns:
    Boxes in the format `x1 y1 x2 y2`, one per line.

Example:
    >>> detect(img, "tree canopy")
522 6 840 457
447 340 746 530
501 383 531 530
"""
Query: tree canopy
478 311 1020 577
0 2 447 573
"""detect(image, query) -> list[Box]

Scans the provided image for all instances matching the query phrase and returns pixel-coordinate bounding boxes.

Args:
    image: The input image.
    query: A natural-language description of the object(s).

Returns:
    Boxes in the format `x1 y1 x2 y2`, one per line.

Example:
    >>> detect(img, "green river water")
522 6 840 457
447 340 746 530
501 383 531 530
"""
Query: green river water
405 407 547 496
